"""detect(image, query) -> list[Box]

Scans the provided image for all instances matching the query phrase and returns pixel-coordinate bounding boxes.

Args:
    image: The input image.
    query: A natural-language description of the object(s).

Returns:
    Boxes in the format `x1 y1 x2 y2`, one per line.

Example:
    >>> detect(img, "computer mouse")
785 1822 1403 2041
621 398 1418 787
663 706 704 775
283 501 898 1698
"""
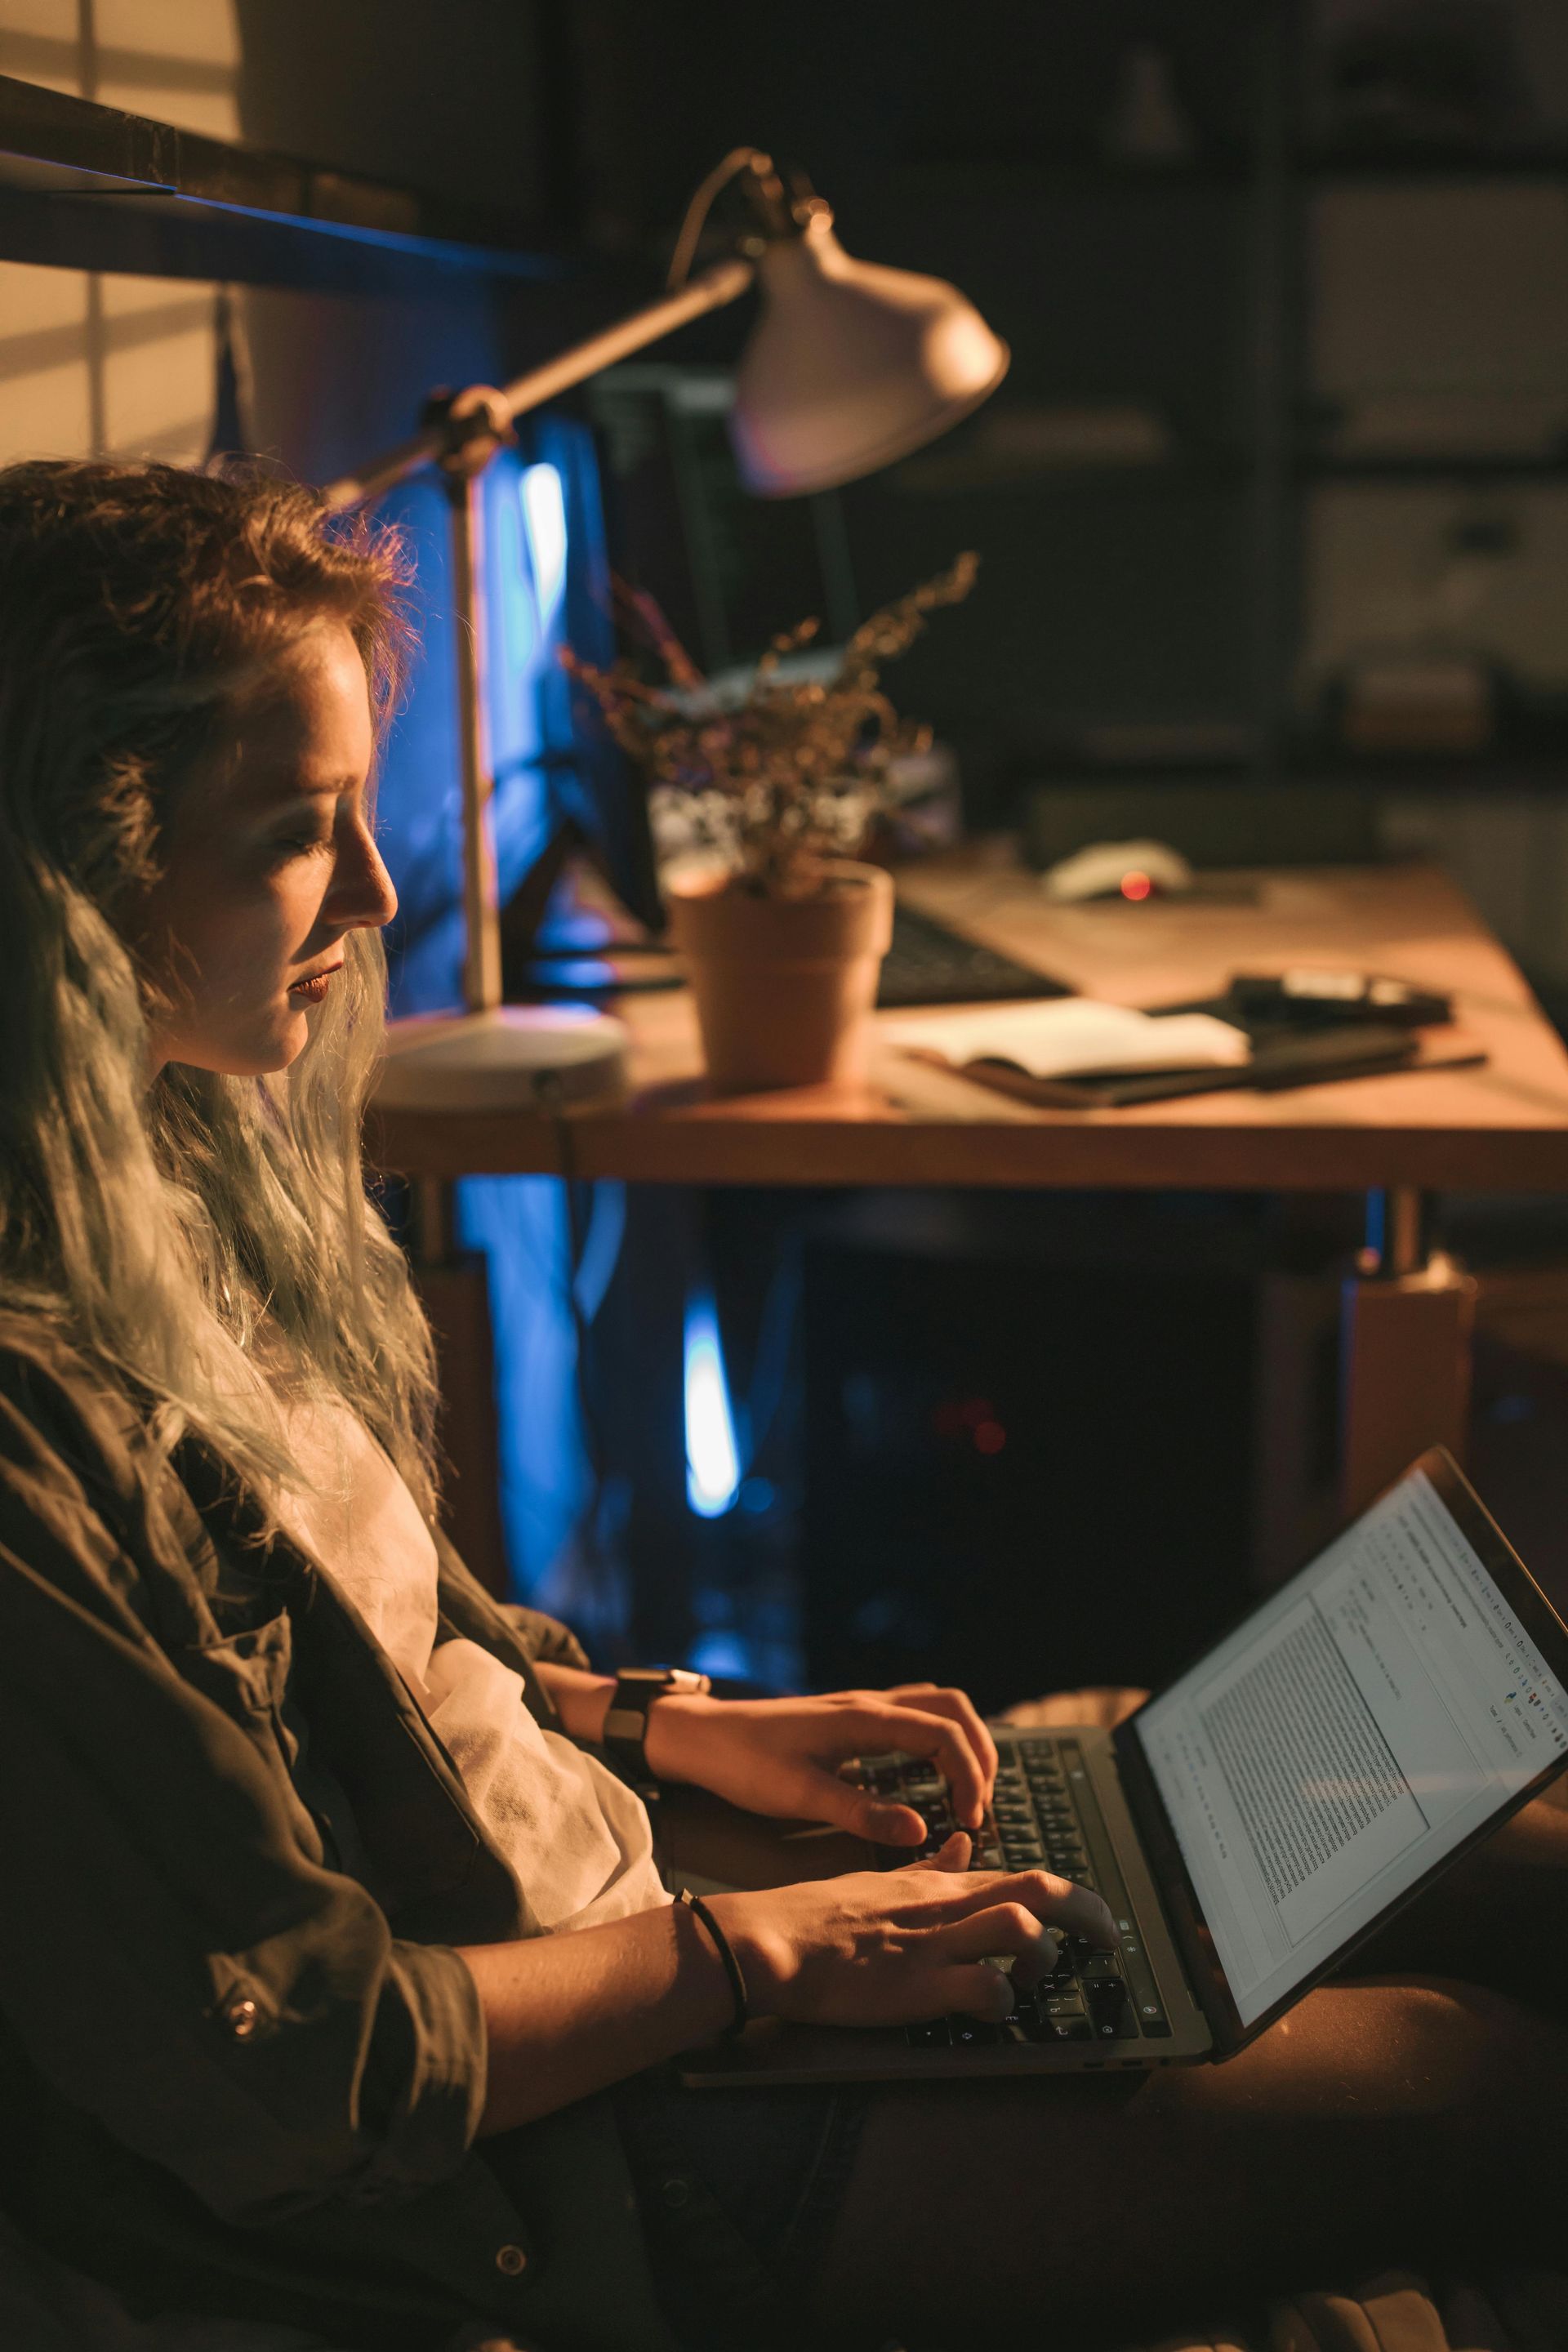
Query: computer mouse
1040 838 1195 904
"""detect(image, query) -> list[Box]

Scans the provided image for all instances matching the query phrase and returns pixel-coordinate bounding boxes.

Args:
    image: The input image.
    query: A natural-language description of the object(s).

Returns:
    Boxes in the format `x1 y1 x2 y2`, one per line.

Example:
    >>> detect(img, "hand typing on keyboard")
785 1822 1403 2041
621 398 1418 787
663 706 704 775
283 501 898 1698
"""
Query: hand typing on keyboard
847 1735 1173 2046
852 1744 1088 1878
698 1837 1118 2034
622 1682 1120 2038
640 1678 999 1842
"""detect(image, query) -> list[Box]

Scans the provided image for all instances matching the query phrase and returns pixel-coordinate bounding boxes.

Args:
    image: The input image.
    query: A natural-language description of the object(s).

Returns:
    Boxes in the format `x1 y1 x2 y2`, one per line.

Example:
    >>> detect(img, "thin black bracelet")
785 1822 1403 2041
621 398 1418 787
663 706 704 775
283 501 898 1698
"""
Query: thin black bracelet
677 1886 748 2042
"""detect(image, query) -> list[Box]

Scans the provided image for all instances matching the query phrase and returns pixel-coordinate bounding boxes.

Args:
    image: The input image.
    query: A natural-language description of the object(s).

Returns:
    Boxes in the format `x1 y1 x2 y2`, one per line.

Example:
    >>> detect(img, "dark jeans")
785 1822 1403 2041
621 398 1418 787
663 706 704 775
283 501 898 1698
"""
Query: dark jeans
613 2065 866 2352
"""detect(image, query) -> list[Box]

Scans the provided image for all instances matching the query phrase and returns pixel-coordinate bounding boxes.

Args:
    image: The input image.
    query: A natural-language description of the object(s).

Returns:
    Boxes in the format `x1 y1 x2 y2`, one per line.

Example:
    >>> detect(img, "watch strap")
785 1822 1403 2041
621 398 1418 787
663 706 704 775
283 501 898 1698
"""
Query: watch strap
603 1667 710 1789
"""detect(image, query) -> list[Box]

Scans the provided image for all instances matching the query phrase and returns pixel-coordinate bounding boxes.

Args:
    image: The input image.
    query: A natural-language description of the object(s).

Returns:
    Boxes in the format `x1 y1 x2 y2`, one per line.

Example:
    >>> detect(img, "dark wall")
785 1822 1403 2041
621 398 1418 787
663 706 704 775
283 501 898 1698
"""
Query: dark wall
563 0 1265 809
234 0 553 227
564 0 1258 249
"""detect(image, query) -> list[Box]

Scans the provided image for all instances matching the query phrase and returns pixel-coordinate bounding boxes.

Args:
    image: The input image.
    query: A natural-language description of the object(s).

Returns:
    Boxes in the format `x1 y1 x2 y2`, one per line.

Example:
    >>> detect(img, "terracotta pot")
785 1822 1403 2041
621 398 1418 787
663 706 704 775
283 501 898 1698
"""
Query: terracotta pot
666 861 895 1094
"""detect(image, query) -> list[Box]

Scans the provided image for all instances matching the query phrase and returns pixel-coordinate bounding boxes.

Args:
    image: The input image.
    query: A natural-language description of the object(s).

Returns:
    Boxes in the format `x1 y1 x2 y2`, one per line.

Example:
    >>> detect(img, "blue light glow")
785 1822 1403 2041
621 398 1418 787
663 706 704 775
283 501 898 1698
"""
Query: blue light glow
375 421 630 1614
684 1291 741 1518
688 1628 755 1681
486 470 538 828
521 461 568 621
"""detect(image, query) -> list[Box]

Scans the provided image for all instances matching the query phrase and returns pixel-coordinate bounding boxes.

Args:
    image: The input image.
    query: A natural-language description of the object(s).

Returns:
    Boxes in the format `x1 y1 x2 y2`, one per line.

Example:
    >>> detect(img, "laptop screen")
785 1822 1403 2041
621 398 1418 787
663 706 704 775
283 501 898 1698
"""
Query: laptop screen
1132 1464 1568 2027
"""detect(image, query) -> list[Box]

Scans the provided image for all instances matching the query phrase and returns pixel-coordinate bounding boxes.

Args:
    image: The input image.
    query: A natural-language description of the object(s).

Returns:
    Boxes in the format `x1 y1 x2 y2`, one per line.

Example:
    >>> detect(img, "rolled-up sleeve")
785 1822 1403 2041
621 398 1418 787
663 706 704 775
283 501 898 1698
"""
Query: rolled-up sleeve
0 1380 488 2225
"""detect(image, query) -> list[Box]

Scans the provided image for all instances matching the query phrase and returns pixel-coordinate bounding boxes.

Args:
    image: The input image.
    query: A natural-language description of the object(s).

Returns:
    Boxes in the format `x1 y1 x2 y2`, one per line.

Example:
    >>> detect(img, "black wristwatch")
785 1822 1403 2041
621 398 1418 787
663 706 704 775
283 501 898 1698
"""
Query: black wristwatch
603 1666 711 1793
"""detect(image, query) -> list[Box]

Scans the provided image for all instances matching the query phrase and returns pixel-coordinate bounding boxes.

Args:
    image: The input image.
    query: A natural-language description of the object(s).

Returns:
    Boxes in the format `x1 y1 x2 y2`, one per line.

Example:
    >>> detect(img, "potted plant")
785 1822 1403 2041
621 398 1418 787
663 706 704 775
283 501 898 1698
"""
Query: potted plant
561 552 978 1094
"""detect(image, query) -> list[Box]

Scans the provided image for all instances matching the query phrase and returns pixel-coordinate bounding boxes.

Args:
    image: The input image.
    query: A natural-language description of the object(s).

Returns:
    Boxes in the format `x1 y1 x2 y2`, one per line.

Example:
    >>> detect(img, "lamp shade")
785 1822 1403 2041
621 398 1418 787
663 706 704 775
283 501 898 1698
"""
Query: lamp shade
728 212 1009 497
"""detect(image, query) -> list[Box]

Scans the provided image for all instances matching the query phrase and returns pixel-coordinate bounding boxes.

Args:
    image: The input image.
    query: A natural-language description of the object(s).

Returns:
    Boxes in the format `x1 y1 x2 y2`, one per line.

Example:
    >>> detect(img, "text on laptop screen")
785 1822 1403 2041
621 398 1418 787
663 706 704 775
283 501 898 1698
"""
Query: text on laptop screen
1134 1468 1568 2027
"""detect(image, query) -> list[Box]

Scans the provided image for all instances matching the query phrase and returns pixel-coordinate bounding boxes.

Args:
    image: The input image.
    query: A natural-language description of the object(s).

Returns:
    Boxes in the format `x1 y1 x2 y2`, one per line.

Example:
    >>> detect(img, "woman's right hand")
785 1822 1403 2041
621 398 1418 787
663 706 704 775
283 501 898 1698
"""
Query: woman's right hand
459 1838 1120 2134
706 1835 1118 2030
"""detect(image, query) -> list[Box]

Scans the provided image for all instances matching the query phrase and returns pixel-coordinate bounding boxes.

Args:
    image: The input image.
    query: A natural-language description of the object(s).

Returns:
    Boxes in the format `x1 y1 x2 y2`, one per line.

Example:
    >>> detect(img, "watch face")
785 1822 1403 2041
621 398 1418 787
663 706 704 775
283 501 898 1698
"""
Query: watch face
612 1668 710 1709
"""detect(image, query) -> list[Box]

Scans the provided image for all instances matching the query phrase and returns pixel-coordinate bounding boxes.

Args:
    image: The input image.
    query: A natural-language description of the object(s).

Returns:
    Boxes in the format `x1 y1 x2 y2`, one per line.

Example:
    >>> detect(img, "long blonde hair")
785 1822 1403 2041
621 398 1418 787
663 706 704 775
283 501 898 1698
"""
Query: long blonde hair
0 459 440 1522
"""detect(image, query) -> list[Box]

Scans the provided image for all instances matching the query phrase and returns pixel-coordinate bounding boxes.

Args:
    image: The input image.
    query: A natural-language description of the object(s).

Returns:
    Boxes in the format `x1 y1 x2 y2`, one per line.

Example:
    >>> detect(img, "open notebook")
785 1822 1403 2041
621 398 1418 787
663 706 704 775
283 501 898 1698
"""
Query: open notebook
884 998 1475 1109
885 1000 1250 1081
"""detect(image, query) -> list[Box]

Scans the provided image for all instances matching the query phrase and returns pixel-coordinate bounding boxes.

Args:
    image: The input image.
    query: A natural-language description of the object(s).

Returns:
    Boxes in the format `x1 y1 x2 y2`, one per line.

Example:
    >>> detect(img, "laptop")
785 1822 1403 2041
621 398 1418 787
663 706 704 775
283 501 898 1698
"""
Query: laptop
682 1448 1568 2085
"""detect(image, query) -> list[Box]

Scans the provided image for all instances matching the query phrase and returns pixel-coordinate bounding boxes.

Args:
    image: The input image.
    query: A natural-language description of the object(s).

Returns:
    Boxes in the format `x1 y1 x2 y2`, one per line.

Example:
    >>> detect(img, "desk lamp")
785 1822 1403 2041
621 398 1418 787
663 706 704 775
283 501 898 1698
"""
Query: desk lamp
332 148 1008 1111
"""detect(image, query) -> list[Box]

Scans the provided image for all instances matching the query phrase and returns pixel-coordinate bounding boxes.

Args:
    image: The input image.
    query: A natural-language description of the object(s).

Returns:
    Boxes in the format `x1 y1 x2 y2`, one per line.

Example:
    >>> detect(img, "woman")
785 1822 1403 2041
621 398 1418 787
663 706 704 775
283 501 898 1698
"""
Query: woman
0 458 1565 2352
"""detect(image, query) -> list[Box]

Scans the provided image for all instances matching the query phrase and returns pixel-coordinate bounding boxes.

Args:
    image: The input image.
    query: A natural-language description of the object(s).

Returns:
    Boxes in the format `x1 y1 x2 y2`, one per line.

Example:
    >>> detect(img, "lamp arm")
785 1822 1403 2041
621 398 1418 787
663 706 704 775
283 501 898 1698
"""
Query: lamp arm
321 256 755 514
494 252 755 429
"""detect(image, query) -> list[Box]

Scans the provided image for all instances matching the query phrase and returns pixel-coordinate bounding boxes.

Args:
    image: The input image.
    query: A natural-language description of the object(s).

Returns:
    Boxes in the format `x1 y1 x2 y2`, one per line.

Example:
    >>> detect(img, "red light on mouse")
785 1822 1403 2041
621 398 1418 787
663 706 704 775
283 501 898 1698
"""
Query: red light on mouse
1120 869 1152 902
973 1420 1006 1455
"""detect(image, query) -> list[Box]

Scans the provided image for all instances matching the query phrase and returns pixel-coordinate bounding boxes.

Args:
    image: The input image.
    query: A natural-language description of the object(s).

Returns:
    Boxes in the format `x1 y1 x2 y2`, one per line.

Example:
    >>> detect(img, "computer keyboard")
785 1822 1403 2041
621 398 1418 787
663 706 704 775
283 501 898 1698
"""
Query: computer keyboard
876 902 1072 1010
849 1734 1171 2047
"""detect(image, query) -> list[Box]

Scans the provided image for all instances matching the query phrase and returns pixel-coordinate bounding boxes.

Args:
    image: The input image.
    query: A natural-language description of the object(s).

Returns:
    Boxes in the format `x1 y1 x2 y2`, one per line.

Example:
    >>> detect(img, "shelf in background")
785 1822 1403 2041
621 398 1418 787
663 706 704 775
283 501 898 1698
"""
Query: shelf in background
1302 144 1568 182
1021 755 1568 798
888 145 1568 193
888 443 1568 495
1290 753 1568 793
0 72 566 289
1299 452 1568 483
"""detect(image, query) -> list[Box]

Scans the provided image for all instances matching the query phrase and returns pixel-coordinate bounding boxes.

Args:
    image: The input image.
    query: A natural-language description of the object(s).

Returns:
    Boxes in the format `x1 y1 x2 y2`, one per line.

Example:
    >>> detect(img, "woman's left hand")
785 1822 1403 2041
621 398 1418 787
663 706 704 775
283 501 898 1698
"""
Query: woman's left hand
640 1684 999 1845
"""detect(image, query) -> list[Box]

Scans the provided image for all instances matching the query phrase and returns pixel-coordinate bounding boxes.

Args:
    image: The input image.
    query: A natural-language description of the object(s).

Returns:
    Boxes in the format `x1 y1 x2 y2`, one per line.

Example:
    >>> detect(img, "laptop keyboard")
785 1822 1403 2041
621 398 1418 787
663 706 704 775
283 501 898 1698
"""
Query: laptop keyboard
876 902 1073 1009
850 1734 1172 2048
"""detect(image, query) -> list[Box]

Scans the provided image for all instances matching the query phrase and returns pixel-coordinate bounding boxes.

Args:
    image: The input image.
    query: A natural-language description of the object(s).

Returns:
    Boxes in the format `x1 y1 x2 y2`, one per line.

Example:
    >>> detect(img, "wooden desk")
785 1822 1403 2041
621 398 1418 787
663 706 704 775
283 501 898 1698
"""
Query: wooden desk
372 852 1568 1565
372 853 1568 1195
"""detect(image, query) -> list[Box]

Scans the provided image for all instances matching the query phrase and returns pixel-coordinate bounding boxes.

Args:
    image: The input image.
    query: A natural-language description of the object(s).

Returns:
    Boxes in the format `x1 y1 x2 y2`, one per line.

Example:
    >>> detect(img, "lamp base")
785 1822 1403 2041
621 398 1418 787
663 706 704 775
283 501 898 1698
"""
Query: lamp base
375 1007 630 1113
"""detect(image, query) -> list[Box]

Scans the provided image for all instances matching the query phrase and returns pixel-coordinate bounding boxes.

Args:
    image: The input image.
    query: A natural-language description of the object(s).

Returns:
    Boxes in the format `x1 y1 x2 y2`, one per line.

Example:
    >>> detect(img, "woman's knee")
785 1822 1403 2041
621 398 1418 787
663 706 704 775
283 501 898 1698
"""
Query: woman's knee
1483 1788 1568 1863
1201 1977 1563 2128
1337 1975 1566 2110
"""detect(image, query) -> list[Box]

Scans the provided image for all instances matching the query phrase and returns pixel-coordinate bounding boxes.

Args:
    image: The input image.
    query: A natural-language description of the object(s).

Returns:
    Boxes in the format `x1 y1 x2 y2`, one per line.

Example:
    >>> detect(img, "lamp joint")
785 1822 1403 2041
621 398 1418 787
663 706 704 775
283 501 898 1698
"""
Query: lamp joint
420 384 516 483
735 151 797 240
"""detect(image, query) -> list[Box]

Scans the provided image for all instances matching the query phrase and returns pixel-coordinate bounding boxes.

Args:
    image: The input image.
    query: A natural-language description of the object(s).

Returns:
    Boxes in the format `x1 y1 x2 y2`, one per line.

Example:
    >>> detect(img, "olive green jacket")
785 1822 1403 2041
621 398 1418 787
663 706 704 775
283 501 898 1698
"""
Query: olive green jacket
0 1316 675 2352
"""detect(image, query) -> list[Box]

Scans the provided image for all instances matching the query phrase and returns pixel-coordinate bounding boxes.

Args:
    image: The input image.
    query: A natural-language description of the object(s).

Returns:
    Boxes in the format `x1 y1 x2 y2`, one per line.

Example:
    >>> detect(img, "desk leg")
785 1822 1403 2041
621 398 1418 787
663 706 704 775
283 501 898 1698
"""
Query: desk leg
408 1177 510 1598
1339 1187 1477 1519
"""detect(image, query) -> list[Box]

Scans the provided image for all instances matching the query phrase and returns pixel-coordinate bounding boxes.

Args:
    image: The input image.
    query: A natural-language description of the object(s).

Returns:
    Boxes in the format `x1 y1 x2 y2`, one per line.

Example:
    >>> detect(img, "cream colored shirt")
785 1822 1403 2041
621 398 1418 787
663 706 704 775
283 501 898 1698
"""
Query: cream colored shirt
273 1394 668 1936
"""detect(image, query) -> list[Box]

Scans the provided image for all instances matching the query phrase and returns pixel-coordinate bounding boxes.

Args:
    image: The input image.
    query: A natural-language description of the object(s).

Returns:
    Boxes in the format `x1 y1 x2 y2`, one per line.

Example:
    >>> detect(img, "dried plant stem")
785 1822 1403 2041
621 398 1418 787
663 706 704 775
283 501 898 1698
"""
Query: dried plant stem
560 552 978 899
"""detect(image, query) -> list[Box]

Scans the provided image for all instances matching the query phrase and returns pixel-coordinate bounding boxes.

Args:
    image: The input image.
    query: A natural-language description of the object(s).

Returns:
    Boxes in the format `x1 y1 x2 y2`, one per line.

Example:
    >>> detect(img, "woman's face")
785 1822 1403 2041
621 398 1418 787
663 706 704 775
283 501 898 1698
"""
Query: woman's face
138 621 397 1076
